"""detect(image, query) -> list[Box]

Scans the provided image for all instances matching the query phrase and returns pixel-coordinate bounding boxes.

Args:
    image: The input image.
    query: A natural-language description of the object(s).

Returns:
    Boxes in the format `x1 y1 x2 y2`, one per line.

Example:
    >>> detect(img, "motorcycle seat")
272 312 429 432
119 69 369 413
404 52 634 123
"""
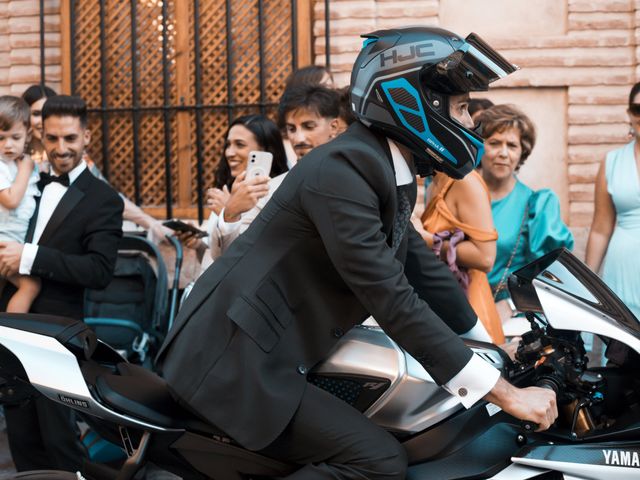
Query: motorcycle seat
0 313 97 360
94 362 229 438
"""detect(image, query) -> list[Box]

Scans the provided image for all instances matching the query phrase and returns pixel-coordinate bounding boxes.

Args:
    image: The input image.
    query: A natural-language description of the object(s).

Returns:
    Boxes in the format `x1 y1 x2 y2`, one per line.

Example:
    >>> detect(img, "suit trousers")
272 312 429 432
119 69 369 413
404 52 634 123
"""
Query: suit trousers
259 383 407 480
4 395 86 472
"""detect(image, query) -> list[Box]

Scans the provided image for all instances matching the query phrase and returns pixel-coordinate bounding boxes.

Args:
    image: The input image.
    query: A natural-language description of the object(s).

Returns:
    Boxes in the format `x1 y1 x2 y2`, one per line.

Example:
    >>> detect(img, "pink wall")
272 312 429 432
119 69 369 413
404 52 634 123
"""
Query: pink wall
0 0 61 96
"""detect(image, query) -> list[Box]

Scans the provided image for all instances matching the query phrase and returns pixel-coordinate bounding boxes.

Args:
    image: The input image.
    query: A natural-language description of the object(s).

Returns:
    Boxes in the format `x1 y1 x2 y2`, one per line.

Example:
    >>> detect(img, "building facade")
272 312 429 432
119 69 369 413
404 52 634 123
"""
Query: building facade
3 0 639 256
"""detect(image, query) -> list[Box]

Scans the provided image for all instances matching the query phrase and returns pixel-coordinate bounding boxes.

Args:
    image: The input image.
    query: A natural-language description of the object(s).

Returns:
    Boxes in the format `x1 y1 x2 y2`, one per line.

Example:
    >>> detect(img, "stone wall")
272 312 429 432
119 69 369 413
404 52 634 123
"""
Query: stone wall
314 0 640 258
0 0 61 96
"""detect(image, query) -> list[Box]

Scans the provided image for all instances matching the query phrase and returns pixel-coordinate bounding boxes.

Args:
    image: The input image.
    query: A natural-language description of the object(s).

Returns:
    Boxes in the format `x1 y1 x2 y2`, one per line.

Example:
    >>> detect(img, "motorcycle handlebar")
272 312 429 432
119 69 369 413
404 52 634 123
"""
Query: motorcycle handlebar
519 378 558 433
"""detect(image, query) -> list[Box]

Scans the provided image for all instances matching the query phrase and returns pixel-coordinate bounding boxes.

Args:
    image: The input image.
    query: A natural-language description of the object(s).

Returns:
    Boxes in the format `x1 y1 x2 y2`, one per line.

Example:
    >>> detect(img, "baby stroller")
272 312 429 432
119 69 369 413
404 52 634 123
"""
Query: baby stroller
83 233 182 367
81 233 183 464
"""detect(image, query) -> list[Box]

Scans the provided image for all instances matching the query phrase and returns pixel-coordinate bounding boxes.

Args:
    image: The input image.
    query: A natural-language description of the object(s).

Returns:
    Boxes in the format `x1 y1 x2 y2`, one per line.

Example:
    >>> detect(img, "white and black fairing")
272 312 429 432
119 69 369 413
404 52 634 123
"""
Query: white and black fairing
0 250 640 479
503 249 640 479
508 247 640 356
0 313 293 479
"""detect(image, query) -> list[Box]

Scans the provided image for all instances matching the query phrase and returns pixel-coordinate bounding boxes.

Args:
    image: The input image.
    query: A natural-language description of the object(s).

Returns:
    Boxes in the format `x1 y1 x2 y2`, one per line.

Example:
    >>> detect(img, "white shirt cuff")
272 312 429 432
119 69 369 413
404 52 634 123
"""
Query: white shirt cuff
460 319 492 343
19 243 38 275
217 207 239 234
442 353 500 408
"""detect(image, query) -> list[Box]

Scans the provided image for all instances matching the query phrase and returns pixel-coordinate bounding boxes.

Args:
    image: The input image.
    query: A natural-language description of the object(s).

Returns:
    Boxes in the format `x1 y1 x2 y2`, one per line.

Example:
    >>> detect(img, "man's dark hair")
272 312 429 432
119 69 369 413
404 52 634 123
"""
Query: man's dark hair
284 65 333 90
0 95 30 131
22 84 57 107
277 85 340 129
42 95 88 128
337 86 356 126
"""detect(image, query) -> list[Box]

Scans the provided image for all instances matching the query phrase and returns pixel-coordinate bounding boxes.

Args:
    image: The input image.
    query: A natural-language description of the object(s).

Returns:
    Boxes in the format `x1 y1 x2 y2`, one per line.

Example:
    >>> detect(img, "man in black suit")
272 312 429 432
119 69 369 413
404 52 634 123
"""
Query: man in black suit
157 27 558 479
0 95 123 471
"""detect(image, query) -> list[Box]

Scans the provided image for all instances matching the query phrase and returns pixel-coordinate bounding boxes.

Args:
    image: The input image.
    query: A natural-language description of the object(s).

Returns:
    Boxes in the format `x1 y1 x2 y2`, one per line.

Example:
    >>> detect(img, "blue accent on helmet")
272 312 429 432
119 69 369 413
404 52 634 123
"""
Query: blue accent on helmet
381 78 458 166
363 38 377 47
461 129 485 167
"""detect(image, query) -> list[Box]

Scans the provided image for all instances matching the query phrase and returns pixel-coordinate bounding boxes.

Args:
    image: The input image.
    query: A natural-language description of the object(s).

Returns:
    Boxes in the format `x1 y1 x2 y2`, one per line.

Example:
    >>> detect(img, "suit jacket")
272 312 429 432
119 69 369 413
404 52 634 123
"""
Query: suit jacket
1 168 124 320
156 122 477 451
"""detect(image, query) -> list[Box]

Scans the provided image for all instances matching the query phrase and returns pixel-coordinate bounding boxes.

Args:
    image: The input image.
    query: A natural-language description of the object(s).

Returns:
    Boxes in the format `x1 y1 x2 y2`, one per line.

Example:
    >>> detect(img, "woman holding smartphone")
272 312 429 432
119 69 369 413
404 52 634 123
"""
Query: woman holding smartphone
179 114 288 262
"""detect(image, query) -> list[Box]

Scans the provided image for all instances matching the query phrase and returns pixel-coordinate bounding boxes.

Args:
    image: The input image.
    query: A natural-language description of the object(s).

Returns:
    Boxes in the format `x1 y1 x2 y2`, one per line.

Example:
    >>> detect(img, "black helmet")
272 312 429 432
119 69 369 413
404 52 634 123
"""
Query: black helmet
350 27 517 178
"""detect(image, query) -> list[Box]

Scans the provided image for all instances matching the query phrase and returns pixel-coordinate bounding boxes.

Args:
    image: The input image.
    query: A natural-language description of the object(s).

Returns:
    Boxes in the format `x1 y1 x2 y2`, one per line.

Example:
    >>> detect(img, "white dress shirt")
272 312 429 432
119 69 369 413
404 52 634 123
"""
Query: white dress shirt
19 160 88 275
387 138 500 408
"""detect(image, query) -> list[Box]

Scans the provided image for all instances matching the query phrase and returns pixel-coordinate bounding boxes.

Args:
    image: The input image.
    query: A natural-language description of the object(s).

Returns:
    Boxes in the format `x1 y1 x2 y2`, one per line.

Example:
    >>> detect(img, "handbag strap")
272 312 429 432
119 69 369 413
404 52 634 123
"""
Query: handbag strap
492 203 529 300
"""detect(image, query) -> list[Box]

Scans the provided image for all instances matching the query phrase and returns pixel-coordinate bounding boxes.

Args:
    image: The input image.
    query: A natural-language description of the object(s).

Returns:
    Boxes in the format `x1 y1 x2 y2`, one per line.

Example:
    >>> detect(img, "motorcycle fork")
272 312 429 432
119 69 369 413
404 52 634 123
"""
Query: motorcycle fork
116 427 151 480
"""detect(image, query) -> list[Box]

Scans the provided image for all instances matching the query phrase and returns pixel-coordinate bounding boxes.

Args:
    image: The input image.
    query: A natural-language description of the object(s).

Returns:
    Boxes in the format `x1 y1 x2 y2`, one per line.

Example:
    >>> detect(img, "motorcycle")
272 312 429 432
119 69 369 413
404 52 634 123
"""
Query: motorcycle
1 248 640 479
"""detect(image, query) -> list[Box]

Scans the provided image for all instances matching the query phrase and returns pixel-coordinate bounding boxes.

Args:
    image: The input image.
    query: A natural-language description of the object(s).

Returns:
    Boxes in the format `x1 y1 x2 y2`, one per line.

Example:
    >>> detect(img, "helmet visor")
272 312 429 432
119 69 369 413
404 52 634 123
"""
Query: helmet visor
421 33 517 95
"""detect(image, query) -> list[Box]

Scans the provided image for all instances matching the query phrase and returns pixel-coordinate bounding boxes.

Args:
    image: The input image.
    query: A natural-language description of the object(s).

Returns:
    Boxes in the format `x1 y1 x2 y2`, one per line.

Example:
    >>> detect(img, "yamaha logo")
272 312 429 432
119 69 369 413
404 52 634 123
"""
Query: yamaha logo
602 449 640 467
58 394 90 409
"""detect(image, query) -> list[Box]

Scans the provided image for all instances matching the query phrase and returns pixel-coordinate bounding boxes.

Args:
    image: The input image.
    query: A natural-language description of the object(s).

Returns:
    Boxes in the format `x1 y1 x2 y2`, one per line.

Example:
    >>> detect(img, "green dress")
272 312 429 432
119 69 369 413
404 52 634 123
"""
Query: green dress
488 179 574 301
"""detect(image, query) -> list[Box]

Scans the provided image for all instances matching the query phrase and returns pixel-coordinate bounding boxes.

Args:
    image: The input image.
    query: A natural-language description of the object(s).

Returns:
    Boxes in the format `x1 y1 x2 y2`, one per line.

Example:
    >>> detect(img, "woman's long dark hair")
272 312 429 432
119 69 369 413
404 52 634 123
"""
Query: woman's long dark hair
214 114 288 189
22 84 57 106
21 85 58 154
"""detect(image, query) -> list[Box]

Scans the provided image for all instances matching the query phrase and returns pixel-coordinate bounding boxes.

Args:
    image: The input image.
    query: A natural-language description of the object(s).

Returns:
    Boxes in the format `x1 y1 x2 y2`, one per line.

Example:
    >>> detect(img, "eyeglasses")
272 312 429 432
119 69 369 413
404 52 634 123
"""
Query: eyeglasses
629 104 640 116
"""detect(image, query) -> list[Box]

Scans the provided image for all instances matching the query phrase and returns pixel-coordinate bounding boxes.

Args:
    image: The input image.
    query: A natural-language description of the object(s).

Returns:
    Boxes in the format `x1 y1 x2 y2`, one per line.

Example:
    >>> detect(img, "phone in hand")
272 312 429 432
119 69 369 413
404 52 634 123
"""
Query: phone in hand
162 219 208 238
246 151 273 179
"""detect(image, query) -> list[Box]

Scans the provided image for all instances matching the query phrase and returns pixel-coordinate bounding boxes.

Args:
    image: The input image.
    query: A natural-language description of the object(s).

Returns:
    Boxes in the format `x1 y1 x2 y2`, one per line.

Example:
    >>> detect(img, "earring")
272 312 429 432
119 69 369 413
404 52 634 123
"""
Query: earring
629 126 635 138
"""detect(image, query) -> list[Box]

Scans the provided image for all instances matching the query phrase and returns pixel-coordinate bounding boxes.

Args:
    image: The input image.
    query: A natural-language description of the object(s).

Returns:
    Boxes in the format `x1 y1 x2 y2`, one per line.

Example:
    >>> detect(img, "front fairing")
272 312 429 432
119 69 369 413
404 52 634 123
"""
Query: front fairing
508 248 640 355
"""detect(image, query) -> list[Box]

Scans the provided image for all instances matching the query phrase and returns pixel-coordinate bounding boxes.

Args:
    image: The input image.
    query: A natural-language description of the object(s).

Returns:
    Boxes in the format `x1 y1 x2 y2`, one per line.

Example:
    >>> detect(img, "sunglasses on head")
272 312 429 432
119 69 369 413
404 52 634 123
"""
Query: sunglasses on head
629 104 640 116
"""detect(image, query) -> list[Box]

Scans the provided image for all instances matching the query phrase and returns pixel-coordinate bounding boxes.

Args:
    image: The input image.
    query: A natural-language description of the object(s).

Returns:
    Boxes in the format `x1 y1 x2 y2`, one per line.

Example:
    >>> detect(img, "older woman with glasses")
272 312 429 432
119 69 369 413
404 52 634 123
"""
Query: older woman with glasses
586 82 640 319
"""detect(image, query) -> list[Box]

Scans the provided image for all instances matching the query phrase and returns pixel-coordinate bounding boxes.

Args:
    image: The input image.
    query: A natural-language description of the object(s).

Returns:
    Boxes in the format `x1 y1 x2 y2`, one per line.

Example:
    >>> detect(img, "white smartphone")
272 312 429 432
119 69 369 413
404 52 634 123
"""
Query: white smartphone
246 150 273 179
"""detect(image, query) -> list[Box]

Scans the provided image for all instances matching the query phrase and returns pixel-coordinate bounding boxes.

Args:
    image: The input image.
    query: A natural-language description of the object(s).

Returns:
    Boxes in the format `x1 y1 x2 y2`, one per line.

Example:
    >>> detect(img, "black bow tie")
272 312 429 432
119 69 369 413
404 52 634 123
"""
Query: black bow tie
37 172 70 191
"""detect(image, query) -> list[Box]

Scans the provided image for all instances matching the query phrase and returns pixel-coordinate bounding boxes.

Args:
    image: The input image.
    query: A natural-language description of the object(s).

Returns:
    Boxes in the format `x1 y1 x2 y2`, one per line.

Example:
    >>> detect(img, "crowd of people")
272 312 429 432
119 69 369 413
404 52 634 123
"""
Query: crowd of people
179 72 579 346
0 24 637 478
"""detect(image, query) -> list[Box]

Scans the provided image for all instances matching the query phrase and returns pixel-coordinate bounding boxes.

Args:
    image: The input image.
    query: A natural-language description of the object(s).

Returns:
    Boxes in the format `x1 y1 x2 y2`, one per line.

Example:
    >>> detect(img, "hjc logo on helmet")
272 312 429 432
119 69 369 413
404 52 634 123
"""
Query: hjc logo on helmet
379 42 435 67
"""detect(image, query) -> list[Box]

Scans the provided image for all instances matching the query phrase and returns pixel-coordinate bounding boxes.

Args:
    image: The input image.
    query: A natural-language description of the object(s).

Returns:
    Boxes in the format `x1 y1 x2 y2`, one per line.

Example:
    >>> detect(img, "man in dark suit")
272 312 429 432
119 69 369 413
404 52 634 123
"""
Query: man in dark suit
157 27 558 479
0 95 123 471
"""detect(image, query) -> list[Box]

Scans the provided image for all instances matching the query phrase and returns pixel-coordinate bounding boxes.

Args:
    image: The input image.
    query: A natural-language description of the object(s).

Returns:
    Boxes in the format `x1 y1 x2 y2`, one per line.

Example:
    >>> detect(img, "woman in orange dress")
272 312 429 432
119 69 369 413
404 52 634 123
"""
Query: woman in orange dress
414 170 504 344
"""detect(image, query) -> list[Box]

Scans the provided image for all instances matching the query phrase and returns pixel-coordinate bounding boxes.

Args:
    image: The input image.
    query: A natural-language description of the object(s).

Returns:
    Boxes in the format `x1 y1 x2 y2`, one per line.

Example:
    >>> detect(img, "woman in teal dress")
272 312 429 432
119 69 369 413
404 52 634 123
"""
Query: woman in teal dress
477 104 574 306
586 82 640 319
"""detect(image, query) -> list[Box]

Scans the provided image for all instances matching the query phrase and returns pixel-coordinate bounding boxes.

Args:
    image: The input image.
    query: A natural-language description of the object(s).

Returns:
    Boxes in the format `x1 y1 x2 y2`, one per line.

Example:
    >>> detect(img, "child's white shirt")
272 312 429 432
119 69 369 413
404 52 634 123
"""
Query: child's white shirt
0 156 39 242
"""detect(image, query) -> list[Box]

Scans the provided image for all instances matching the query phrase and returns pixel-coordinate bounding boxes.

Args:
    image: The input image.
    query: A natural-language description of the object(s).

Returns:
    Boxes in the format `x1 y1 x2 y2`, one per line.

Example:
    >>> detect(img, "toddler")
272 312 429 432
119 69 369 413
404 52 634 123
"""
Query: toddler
0 95 41 312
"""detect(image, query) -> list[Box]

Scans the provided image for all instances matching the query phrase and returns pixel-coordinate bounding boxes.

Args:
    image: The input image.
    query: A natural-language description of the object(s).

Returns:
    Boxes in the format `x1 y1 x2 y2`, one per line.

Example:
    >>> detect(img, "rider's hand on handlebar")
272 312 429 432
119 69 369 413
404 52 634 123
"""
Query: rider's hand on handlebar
484 377 558 431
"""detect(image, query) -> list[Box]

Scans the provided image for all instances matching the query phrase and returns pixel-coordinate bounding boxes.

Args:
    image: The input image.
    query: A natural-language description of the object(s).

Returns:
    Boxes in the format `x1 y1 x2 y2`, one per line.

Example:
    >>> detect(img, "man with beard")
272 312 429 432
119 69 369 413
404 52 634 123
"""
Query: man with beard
279 84 341 160
0 95 123 472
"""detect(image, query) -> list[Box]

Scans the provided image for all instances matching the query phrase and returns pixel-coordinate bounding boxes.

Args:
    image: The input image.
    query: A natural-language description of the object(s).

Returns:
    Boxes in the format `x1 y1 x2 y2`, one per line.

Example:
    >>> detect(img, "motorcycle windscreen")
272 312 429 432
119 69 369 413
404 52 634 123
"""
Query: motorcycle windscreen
420 33 517 95
508 248 640 339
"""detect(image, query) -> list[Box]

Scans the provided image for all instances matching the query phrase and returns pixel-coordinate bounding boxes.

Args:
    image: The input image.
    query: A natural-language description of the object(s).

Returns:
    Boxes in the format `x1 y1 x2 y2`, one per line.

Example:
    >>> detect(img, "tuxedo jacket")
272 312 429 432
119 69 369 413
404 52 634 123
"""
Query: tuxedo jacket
7 168 124 319
156 122 477 451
